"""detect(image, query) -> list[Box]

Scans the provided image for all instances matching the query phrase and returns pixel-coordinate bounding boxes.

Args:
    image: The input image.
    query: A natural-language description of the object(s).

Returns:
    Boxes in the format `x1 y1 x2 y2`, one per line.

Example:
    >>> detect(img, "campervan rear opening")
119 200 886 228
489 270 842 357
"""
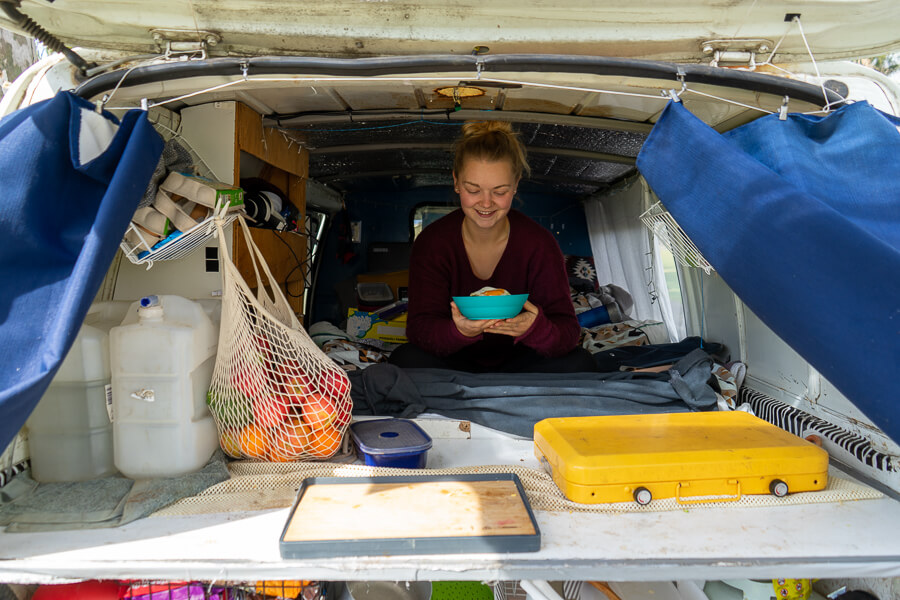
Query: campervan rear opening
1 47 899 597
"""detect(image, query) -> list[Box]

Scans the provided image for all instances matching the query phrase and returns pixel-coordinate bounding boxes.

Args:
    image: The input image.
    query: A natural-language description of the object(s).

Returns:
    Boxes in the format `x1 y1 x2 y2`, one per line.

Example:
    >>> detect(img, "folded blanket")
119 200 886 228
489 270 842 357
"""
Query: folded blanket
349 349 719 437
592 336 728 371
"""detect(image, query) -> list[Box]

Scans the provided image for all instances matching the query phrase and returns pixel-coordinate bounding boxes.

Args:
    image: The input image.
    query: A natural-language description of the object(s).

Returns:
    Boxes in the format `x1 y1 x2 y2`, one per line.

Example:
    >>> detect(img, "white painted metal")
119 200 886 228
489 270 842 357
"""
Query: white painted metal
768 61 900 115
677 261 900 493
3 0 899 62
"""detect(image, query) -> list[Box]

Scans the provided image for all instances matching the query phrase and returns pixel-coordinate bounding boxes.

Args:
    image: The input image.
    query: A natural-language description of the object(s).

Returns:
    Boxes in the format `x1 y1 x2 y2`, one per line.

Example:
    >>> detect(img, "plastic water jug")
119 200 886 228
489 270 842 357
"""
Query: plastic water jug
26 301 131 482
110 295 219 479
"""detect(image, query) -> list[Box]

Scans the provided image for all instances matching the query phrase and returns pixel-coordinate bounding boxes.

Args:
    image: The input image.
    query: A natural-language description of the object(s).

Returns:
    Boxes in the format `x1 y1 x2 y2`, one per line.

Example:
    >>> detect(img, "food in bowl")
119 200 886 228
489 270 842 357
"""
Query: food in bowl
471 286 510 297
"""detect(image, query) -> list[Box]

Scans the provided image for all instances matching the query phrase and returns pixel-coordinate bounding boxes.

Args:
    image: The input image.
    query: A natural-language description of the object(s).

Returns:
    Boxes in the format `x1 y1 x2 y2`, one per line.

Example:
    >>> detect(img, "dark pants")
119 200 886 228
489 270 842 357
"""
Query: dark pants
388 342 597 373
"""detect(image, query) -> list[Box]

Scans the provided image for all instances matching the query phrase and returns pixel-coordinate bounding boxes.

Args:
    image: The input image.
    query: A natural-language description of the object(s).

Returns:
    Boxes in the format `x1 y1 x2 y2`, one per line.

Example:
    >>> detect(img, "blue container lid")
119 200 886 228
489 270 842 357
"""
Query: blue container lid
350 419 433 456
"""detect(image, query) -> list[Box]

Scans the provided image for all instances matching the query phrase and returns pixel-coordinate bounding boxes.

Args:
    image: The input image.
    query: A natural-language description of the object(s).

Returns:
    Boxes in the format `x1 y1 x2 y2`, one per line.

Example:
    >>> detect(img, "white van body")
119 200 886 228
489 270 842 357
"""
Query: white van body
0 1 899 596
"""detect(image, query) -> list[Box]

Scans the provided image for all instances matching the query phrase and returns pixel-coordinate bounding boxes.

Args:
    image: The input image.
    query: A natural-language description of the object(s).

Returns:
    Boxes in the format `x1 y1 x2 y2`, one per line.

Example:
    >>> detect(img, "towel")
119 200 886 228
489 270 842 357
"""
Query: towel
0 450 230 532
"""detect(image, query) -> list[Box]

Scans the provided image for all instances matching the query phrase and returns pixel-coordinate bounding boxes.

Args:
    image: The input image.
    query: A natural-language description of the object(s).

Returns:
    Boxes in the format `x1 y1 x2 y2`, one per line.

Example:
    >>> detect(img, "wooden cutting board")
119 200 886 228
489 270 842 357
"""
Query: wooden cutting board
279 474 540 557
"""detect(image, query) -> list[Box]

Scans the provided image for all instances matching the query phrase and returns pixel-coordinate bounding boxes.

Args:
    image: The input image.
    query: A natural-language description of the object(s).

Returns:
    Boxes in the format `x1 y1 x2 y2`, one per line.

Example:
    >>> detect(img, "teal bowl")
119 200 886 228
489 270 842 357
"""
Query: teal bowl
452 294 529 320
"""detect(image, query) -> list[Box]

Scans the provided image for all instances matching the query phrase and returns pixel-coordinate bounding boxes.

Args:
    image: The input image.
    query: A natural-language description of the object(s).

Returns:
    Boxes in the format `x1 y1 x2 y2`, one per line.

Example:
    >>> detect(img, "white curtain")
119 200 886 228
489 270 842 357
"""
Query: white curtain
651 229 686 342
583 178 685 342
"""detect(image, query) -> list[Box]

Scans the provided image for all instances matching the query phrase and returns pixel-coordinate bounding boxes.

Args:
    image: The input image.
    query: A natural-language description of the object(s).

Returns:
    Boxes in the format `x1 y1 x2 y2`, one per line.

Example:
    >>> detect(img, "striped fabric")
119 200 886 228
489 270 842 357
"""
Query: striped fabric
0 459 29 489
740 388 895 473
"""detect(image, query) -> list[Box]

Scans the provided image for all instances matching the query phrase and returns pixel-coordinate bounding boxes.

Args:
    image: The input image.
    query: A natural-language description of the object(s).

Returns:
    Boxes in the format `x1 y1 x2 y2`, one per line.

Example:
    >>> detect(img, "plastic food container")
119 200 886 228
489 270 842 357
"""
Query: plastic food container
356 281 395 311
350 419 432 469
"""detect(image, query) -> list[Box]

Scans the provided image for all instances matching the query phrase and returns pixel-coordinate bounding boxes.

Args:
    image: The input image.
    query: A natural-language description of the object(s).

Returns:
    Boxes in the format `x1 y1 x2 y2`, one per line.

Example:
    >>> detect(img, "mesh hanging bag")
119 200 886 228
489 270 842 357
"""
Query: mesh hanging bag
208 215 352 461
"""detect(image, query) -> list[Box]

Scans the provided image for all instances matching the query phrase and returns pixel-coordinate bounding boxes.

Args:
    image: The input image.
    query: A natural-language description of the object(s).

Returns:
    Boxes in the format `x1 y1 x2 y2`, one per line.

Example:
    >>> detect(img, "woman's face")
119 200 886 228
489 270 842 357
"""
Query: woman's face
454 158 518 231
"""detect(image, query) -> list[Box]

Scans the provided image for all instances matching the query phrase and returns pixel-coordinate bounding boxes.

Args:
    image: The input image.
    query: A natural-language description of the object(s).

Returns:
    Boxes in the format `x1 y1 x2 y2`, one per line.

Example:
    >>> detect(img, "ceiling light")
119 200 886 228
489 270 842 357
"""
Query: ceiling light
434 85 486 99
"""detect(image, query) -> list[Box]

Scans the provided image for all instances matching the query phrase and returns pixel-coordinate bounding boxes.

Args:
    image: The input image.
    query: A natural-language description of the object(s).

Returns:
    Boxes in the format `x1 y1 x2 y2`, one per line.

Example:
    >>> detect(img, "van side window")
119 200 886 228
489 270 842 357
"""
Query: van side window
659 245 683 309
411 204 457 240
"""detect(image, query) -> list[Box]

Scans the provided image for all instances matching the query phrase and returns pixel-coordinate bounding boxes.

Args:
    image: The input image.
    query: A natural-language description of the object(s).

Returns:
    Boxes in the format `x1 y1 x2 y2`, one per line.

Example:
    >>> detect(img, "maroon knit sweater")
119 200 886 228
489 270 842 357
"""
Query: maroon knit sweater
406 209 580 364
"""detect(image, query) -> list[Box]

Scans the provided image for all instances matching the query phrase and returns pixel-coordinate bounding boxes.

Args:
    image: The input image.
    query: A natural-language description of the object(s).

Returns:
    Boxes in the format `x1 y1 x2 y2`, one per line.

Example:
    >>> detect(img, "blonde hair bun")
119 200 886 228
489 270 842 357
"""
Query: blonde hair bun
453 120 530 179
460 120 514 139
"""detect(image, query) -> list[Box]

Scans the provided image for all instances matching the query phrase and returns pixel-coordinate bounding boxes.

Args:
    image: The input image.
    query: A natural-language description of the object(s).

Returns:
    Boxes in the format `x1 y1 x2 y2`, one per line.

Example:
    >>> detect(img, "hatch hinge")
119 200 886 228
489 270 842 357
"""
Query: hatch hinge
151 29 222 61
701 39 774 69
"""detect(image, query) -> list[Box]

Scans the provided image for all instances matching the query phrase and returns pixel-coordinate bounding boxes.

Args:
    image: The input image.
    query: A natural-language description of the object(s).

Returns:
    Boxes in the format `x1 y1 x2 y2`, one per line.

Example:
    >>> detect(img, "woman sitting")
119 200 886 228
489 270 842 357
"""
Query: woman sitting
389 121 596 373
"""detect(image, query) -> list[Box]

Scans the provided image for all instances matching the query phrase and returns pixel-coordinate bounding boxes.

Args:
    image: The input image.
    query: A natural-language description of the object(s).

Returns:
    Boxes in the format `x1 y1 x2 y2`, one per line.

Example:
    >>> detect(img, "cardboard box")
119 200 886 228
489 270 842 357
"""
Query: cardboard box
346 308 408 344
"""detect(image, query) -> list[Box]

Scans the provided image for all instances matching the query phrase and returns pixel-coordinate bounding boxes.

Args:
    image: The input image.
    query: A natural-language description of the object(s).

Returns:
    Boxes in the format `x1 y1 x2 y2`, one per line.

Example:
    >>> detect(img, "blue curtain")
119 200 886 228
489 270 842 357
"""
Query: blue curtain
0 92 163 452
636 101 900 444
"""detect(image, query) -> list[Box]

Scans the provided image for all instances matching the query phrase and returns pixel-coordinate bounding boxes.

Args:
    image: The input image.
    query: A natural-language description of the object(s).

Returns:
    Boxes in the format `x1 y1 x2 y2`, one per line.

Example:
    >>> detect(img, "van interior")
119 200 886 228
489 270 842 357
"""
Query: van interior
0 10 899 599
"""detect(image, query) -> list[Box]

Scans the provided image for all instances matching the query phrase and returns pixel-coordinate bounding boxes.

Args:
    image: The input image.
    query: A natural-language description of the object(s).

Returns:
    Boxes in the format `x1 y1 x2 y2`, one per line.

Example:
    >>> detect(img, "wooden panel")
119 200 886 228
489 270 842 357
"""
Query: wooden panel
232 102 309 317
234 102 308 178
235 228 306 314
283 479 536 542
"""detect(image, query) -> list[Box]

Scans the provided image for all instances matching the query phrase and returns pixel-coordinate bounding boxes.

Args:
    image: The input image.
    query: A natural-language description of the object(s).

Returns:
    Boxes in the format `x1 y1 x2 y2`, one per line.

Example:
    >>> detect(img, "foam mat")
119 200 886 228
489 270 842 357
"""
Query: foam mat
151 460 882 517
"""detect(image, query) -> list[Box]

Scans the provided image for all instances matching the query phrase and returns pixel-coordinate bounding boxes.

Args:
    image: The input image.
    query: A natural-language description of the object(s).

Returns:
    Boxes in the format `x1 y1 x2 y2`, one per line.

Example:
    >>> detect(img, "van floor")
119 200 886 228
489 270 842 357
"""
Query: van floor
1 417 899 583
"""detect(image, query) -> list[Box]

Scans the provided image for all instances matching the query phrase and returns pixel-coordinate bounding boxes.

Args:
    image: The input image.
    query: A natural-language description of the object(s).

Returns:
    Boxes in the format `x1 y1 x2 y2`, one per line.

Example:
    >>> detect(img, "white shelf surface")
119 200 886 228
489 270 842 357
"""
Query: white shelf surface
1 417 899 584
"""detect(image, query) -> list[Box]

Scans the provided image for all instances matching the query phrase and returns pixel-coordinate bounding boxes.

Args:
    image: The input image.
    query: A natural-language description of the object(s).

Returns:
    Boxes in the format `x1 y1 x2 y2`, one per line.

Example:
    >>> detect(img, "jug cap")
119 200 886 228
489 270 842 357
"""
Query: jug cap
138 304 164 321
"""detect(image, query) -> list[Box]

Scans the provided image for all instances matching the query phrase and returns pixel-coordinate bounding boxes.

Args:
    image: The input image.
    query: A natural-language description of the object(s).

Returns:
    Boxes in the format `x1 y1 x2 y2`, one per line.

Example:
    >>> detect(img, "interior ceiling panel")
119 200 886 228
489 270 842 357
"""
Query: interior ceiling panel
310 149 450 178
211 76 732 198
137 68 807 199
522 124 646 157
291 117 644 196
529 154 632 181
292 120 462 148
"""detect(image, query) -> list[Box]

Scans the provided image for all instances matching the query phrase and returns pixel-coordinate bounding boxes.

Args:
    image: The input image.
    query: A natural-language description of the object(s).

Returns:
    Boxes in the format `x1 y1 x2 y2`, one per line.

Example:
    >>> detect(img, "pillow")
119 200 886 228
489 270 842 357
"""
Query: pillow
564 254 599 293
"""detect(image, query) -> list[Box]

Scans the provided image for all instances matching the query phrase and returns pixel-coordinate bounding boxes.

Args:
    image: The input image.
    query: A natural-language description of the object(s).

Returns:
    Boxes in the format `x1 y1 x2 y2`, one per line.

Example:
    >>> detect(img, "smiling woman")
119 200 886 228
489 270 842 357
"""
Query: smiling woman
388 121 597 373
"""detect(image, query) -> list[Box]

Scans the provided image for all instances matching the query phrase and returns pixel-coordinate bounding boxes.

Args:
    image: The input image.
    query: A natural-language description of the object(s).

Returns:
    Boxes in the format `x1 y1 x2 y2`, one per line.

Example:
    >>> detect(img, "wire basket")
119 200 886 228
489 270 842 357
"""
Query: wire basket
118 579 325 600
639 201 714 274
120 202 240 269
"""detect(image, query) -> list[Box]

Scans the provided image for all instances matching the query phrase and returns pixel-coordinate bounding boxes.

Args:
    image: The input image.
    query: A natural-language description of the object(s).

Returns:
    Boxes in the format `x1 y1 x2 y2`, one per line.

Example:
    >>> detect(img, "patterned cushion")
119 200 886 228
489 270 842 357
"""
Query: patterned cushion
564 254 599 292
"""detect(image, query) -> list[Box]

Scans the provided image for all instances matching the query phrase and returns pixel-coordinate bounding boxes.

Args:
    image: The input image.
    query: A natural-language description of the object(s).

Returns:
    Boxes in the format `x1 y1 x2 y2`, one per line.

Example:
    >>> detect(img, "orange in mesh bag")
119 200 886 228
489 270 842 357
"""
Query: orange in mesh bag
208 216 352 461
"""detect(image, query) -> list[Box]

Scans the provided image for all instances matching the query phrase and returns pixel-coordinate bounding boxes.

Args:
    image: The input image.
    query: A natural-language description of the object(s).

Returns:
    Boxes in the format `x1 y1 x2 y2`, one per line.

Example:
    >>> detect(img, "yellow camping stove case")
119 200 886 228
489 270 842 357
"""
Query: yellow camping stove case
533 411 829 505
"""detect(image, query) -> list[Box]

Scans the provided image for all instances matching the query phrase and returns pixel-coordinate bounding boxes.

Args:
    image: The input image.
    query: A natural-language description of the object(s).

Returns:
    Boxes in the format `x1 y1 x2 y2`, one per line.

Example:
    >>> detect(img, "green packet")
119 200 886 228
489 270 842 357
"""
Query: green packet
160 171 244 210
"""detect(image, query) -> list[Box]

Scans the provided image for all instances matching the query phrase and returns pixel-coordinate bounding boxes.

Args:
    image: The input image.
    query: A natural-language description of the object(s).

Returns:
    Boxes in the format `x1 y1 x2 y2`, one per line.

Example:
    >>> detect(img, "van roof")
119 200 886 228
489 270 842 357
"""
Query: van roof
2 0 899 62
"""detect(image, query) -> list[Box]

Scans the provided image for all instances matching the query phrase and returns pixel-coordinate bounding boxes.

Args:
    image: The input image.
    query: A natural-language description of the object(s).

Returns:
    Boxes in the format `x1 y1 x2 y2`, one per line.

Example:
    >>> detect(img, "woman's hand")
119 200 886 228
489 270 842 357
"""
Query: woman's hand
487 300 539 338
450 301 499 337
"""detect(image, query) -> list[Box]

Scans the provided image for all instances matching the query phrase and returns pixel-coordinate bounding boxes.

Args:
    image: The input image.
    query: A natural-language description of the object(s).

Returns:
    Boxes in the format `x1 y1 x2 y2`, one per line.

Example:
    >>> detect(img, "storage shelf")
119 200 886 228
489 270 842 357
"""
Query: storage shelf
2 419 899 584
639 201 714 274
120 211 239 269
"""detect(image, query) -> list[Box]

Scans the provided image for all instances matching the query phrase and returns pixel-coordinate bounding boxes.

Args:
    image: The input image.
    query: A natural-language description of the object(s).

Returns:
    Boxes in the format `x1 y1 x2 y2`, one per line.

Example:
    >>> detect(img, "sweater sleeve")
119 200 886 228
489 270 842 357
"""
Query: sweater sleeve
514 228 582 358
405 225 480 357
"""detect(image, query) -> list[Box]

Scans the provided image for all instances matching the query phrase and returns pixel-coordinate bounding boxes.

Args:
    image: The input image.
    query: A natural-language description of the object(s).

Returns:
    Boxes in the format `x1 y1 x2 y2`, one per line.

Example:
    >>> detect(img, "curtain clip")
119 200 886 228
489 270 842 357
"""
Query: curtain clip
779 95 790 121
95 94 109 114
665 69 687 103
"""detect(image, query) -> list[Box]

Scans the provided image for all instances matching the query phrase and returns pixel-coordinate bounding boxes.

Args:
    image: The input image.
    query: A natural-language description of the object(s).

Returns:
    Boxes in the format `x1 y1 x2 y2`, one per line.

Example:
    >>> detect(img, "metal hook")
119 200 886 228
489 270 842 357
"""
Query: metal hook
779 95 790 120
676 66 686 88
664 68 687 103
